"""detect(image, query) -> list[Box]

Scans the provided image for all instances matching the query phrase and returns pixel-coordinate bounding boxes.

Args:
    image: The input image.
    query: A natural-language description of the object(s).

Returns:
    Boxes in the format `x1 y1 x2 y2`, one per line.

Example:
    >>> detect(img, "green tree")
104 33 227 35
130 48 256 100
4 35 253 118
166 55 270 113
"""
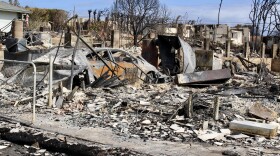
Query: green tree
26 8 49 30
26 7 68 31
48 9 68 31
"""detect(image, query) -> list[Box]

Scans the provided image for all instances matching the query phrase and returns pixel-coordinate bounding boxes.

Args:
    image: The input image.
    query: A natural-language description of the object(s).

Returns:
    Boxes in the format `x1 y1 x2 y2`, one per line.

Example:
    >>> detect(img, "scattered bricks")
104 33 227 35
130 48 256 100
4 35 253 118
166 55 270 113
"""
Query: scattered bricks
202 121 209 130
229 120 278 138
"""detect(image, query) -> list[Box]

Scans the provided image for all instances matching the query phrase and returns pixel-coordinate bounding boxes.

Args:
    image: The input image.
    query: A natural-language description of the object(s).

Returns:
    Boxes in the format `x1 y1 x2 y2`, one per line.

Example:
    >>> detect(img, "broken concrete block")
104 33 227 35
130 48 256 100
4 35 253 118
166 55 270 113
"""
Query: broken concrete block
24 145 30 149
234 114 245 120
55 96 64 109
57 135 66 142
277 117 280 123
139 101 150 106
52 96 57 108
227 134 249 139
141 120 151 125
248 103 278 121
0 145 8 150
202 121 208 130
62 87 71 93
222 150 240 156
38 149 47 153
10 128 20 133
31 142 40 149
66 86 79 101
220 129 231 135
229 120 278 138
214 142 223 146
198 131 223 141
256 136 266 143
170 124 185 133
269 122 280 134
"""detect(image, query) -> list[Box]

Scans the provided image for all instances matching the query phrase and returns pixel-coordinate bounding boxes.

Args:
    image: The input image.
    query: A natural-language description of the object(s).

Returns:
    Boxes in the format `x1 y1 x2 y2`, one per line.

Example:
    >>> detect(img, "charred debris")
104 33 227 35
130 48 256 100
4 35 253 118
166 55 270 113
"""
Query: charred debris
0 14 280 155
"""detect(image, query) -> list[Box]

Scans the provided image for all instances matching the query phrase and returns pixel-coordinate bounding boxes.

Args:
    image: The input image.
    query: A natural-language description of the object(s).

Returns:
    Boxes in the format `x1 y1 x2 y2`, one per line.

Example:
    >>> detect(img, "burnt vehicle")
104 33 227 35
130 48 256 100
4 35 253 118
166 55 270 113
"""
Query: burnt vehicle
86 48 168 84
1 47 169 89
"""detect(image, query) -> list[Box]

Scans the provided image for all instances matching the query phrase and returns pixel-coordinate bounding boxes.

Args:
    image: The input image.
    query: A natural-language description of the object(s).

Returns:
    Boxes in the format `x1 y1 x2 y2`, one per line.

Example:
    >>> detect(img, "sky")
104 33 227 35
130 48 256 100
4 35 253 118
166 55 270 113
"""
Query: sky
2 0 253 25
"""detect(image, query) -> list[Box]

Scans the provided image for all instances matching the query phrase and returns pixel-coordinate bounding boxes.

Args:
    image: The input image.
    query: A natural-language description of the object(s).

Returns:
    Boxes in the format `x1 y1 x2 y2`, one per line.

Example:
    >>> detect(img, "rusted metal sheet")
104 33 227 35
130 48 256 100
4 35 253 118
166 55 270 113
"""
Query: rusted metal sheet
89 60 137 83
176 68 232 85
85 48 169 84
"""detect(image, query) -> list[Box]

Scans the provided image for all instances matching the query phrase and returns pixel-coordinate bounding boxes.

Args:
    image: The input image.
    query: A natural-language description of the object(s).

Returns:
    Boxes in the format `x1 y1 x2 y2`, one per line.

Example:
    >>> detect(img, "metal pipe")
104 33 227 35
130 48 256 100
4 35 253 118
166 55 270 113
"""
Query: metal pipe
31 62 36 123
214 96 220 120
48 55 53 107
70 23 81 90
0 59 36 123
185 94 193 118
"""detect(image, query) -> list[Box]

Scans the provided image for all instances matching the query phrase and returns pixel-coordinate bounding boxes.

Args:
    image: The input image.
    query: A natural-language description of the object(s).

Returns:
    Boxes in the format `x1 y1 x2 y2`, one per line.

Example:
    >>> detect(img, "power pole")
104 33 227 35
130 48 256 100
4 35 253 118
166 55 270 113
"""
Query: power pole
218 0 223 25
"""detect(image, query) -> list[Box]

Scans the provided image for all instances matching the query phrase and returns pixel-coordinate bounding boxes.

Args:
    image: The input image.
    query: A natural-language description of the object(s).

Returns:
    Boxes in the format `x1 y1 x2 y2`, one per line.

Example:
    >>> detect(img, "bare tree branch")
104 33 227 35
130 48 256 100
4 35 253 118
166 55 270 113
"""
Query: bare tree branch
112 0 170 46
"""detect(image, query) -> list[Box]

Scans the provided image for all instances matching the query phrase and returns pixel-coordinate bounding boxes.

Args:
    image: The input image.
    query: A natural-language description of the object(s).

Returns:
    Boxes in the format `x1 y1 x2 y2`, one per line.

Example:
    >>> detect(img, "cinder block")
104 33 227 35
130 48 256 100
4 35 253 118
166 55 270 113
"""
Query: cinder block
229 120 278 138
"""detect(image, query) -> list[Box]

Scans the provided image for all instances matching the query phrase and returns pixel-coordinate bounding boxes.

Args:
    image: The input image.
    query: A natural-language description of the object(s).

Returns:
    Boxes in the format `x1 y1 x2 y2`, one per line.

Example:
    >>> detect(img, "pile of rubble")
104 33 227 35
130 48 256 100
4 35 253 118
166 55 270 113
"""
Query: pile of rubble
54 75 279 151
1 65 280 153
1 20 280 155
